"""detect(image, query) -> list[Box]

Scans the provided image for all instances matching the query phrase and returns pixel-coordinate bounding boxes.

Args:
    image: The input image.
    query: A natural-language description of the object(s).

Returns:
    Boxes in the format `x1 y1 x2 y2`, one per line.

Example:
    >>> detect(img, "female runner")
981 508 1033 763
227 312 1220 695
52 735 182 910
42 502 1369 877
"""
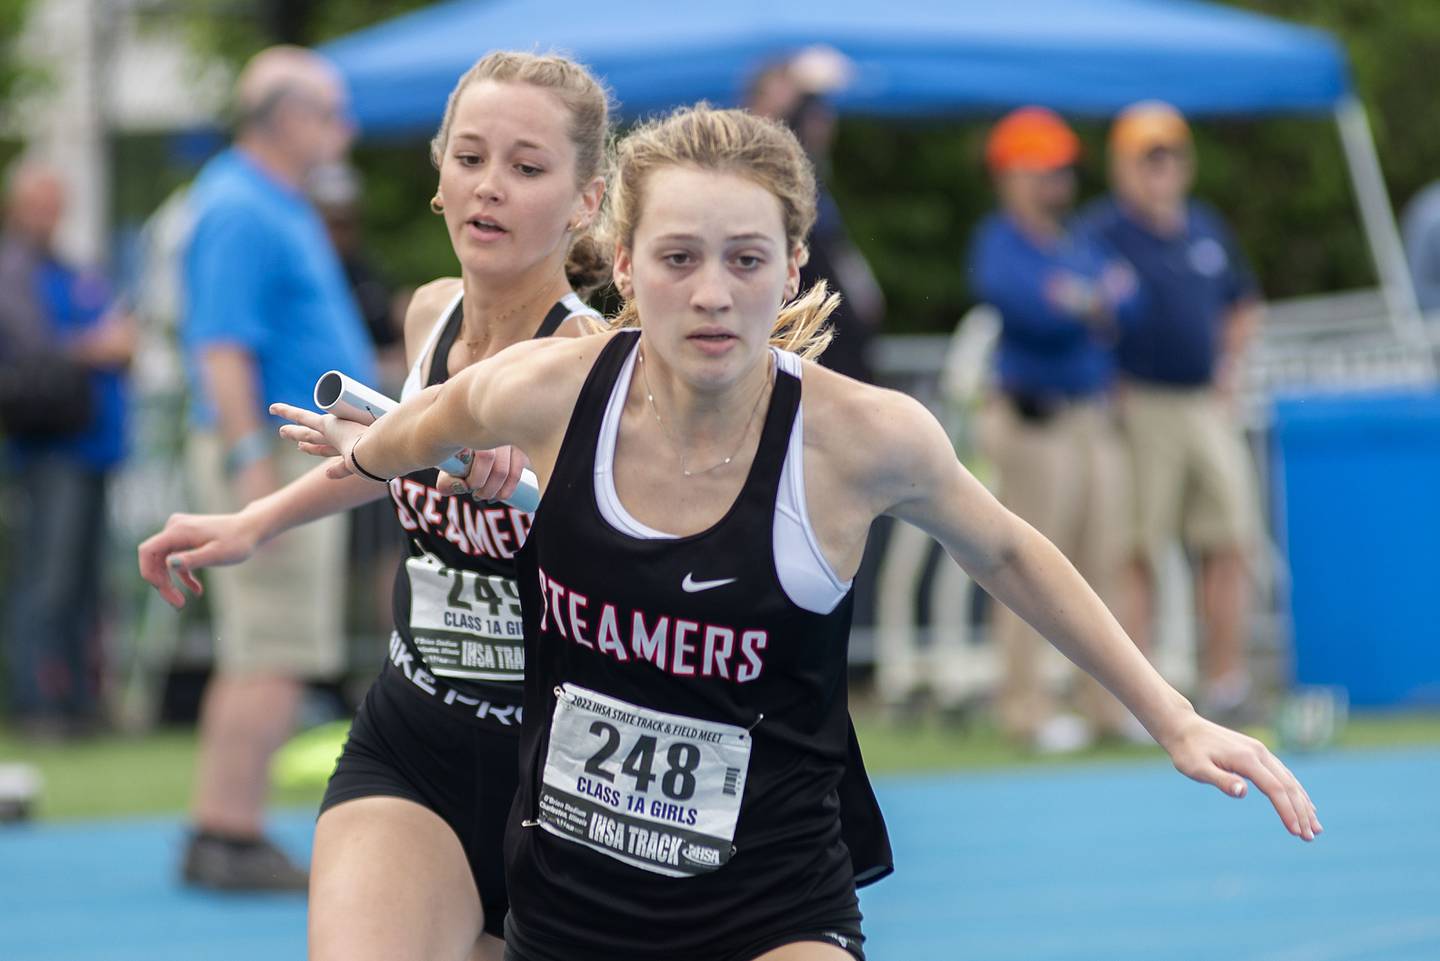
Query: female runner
276 105 1319 961
139 51 608 961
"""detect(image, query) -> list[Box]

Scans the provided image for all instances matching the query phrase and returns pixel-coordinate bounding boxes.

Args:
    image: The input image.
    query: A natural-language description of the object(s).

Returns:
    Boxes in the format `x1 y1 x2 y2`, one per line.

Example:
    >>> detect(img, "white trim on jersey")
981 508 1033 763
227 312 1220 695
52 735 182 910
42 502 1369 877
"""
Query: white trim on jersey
594 344 852 615
401 290 600 401
400 288 465 401
559 291 601 323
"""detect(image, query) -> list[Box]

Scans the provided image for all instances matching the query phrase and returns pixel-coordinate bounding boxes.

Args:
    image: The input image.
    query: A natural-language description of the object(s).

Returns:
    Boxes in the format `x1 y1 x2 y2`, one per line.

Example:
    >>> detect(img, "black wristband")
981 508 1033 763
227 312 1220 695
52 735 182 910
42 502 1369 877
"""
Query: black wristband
348 441 391 483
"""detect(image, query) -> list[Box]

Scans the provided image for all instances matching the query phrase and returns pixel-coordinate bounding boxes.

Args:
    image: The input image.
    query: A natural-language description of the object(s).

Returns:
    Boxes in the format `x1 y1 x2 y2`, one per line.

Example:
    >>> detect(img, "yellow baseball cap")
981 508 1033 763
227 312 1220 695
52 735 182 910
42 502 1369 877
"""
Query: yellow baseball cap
1109 101 1191 158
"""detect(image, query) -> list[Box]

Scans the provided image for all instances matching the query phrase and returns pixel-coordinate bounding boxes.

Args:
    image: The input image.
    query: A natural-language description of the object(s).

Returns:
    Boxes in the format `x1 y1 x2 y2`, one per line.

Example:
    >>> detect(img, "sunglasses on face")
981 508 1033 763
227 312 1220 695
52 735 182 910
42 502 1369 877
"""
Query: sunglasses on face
1139 145 1191 169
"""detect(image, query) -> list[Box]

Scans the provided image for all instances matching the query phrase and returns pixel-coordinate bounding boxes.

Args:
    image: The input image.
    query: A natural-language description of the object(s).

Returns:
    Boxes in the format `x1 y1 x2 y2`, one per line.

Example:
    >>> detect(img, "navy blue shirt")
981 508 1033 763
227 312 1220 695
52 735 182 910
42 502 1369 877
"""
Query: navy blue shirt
1079 198 1257 386
10 260 127 470
969 213 1140 398
182 149 376 430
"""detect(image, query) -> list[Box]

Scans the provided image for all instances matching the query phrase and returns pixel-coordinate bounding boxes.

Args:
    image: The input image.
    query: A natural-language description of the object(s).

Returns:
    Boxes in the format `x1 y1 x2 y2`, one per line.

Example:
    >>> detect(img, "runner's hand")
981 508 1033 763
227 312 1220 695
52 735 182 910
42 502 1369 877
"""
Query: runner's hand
271 402 368 480
1161 712 1322 841
437 446 530 503
137 512 259 609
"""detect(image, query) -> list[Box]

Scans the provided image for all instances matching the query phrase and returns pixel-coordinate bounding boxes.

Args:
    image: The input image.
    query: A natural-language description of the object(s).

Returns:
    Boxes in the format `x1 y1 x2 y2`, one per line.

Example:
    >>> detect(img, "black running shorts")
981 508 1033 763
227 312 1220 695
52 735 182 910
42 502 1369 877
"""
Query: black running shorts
320 662 520 938
502 916 866 961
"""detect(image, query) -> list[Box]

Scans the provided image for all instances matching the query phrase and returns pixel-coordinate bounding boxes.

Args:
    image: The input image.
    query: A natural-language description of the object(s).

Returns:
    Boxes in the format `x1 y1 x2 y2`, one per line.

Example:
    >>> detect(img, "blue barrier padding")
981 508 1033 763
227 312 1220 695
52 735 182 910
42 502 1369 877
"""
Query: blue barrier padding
1273 389 1440 707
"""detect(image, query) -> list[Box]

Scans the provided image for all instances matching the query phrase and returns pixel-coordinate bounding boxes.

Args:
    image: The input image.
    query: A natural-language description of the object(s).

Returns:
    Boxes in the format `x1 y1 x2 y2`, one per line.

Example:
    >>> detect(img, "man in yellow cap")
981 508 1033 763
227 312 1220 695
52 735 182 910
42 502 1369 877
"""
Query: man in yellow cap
1079 101 1263 724
969 107 1140 752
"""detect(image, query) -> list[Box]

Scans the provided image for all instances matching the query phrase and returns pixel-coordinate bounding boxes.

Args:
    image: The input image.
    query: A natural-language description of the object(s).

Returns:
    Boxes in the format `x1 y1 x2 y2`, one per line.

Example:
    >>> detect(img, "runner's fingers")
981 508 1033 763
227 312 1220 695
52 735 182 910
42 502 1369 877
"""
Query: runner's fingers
278 423 329 448
496 447 532 503
273 405 356 456
474 446 512 501
436 451 478 494
1261 752 1320 838
269 402 323 430
1229 751 1305 838
465 448 498 493
136 531 171 589
326 457 356 480
1273 755 1319 829
138 520 200 607
167 554 205 594
1277 756 1320 833
435 468 464 494
496 460 524 503
1184 757 1248 800
296 440 341 459
138 549 185 608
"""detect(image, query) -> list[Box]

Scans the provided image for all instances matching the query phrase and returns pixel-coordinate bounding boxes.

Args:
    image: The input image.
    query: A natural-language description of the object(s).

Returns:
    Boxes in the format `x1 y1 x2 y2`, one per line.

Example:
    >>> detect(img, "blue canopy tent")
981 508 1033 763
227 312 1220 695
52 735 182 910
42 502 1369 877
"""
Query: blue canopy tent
321 0 1423 351
324 0 1349 127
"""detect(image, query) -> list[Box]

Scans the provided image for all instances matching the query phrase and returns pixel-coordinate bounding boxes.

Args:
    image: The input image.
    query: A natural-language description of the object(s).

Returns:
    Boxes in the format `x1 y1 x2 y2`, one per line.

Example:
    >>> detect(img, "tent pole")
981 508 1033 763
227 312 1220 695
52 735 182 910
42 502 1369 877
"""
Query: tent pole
1335 97 1434 371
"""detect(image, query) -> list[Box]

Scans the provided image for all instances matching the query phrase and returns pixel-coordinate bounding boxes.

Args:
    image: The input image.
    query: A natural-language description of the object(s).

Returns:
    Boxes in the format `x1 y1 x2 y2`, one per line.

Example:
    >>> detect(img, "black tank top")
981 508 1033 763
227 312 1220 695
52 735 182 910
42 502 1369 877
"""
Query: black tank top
506 330 866 958
384 297 577 730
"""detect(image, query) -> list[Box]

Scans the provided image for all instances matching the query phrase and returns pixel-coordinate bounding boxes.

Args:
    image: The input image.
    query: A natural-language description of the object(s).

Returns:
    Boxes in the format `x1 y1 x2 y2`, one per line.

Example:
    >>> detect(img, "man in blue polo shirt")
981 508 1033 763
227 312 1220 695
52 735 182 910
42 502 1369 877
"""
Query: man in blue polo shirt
969 107 1141 752
0 161 134 738
1081 101 1262 725
177 45 375 890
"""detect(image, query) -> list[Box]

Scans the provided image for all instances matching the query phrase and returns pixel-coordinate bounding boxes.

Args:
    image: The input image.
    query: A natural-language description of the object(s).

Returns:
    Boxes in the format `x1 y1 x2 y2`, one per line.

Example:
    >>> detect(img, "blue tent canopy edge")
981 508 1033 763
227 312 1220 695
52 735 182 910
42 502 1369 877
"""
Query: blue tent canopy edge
321 0 1351 135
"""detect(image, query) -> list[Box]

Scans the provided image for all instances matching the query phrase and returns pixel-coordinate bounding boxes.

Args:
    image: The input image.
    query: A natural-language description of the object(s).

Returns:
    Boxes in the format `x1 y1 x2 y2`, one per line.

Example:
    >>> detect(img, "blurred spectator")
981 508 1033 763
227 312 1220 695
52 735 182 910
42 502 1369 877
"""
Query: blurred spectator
306 162 406 385
1080 101 1263 723
305 161 405 641
0 160 134 739
177 46 376 891
1400 180 1440 313
969 108 1138 752
746 49 885 382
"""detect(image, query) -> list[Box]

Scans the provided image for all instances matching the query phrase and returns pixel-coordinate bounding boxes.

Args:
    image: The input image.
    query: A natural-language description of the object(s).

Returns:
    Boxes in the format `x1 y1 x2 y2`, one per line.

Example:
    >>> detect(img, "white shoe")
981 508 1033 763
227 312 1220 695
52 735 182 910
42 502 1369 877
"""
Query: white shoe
1032 714 1094 755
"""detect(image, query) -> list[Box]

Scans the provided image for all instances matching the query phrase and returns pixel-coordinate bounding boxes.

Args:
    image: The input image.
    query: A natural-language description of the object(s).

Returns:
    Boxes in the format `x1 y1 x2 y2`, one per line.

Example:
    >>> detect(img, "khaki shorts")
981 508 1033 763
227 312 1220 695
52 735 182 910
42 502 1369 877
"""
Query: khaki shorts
978 395 1132 734
978 395 1131 590
1119 384 1259 561
187 432 347 678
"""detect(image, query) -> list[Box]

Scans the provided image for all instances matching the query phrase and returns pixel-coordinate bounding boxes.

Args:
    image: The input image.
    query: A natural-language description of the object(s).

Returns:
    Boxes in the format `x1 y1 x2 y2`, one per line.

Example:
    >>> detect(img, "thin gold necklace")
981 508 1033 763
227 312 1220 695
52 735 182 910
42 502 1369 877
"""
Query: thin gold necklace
638 347 773 477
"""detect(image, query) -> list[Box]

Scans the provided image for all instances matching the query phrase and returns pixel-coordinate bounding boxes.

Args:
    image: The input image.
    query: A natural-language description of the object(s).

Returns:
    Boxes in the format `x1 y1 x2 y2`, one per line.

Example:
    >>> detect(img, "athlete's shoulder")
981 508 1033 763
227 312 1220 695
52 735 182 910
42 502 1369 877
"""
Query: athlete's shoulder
794 357 925 432
473 329 621 442
404 277 461 331
401 277 461 354
486 326 618 391
551 308 609 339
795 358 951 499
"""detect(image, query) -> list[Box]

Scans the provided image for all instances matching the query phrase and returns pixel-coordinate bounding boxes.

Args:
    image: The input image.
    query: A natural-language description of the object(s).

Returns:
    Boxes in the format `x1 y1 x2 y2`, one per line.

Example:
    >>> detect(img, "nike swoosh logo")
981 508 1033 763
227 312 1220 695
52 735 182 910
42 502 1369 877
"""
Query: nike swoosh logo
681 573 737 593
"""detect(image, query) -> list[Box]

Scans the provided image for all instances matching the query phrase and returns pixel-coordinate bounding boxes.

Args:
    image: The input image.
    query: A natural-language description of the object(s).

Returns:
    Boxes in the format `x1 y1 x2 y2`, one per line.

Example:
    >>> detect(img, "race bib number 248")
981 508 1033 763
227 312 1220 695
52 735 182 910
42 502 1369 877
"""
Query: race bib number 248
538 684 753 877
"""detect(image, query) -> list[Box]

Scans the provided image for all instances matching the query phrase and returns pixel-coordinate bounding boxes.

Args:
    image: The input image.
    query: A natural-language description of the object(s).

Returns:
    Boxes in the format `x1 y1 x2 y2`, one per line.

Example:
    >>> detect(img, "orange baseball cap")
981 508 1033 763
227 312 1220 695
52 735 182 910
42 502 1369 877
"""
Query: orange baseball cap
985 107 1080 173
1109 101 1191 157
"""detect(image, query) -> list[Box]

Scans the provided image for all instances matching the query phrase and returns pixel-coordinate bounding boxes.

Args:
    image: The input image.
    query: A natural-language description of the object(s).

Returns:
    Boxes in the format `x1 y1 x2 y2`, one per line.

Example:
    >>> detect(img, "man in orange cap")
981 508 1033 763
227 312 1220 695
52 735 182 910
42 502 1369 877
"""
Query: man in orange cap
969 106 1140 752
1080 101 1263 724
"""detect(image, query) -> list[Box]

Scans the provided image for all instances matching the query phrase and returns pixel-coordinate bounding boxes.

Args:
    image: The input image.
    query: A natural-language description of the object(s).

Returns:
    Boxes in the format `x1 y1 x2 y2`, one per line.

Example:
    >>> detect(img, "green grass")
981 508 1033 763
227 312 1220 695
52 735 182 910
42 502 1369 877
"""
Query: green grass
0 728 324 821
2 710 1438 821
854 708 1440 774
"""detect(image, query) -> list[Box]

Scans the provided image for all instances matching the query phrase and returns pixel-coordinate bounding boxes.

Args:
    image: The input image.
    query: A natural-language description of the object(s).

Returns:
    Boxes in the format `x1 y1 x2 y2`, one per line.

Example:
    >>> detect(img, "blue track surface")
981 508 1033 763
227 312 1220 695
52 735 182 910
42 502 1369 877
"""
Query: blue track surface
2 748 1436 961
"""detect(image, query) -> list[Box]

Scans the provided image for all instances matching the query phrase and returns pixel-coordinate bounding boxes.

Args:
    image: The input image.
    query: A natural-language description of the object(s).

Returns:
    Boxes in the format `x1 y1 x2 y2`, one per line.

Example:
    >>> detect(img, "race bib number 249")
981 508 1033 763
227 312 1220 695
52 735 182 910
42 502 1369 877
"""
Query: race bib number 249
406 553 525 682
